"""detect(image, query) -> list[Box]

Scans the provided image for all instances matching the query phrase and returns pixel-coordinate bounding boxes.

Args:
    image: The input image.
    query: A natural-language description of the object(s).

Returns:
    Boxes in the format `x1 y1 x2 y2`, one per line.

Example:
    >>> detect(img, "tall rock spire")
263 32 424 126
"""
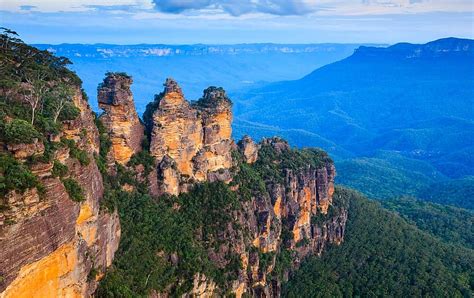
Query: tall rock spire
98 72 144 165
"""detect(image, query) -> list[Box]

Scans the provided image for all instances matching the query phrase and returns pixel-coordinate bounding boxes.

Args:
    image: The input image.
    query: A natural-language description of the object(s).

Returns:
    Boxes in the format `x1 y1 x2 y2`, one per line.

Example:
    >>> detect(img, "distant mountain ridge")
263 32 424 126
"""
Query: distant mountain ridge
34 43 384 114
233 37 474 199
37 43 383 58
353 37 473 59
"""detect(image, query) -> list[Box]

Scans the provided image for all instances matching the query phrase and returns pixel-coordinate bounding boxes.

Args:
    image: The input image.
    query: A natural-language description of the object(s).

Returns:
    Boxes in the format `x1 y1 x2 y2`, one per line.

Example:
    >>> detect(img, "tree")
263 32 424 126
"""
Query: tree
21 67 49 124
51 82 74 123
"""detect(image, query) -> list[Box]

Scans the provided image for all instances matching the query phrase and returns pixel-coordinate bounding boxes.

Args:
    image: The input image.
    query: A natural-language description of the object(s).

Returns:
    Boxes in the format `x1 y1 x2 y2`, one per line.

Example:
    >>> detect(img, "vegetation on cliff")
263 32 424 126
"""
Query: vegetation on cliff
98 182 242 297
0 153 40 198
96 136 344 296
1 30 121 297
0 29 85 203
283 190 474 297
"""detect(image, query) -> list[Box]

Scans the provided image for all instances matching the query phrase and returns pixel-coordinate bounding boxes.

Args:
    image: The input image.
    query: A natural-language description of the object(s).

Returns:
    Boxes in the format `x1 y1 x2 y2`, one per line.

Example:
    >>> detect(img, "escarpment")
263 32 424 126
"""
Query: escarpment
222 137 346 297
0 88 120 297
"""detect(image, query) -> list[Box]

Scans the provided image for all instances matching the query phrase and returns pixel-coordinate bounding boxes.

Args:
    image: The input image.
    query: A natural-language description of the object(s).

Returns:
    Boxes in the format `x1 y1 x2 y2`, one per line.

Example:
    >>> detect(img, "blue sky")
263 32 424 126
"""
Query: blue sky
1 0 473 44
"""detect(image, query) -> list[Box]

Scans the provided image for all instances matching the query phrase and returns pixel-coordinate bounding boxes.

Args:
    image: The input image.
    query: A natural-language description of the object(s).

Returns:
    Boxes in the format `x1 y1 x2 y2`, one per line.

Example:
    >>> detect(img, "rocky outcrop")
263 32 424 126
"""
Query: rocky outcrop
238 136 258 164
146 79 233 195
159 137 346 297
6 139 44 159
98 73 144 165
224 137 345 296
0 88 120 297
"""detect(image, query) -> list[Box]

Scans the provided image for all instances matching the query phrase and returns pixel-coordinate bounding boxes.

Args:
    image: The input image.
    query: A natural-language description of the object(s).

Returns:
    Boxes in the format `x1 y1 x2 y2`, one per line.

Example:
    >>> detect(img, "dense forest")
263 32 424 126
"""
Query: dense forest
382 197 473 249
283 192 474 297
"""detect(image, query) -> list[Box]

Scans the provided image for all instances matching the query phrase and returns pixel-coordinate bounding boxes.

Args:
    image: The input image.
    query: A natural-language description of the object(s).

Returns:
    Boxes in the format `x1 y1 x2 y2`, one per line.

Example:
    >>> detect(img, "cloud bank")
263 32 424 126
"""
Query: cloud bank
2 0 473 16
152 0 316 16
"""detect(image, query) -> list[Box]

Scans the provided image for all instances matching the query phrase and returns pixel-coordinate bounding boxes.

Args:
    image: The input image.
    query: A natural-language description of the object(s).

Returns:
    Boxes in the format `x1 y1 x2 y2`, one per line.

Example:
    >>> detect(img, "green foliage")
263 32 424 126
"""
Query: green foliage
127 150 155 176
58 102 80 122
0 28 85 167
272 249 293 279
382 196 474 249
0 153 40 196
105 71 132 79
62 138 90 166
254 141 331 184
52 160 68 178
0 28 81 89
0 100 30 123
93 114 111 176
33 113 60 135
283 189 474 297
62 178 85 202
98 182 242 296
230 150 266 201
335 152 443 200
417 176 474 210
258 251 275 272
3 119 41 144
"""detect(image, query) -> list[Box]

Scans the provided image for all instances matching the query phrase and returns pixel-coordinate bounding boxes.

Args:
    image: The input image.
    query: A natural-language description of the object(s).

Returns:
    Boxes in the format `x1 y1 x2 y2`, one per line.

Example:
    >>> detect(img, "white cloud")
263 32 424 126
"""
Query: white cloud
1 0 472 16
1 0 154 12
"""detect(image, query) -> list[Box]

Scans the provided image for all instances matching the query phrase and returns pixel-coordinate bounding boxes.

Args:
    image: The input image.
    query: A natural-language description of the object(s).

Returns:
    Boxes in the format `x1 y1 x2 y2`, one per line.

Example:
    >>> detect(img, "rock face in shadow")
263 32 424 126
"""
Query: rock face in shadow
145 79 233 195
0 88 120 297
98 73 144 165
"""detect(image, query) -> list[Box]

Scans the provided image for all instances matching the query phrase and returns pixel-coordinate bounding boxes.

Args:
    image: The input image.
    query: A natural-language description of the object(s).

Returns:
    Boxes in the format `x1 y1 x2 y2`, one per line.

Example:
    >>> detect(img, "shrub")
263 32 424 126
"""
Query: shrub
4 119 41 144
58 102 80 121
128 150 155 175
34 114 60 135
0 153 40 195
62 178 85 202
52 160 68 178
62 138 90 166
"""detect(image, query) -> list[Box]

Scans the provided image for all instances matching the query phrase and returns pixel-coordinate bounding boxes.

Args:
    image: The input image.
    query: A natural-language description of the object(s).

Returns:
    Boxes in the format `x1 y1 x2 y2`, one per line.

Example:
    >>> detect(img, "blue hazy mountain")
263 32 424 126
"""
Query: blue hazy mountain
233 38 474 200
36 43 377 114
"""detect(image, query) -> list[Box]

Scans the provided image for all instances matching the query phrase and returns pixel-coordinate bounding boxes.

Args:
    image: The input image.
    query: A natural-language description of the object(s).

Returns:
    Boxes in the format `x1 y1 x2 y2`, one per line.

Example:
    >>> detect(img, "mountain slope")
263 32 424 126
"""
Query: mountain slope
283 190 474 297
335 150 446 199
234 38 474 179
417 176 474 210
382 197 474 249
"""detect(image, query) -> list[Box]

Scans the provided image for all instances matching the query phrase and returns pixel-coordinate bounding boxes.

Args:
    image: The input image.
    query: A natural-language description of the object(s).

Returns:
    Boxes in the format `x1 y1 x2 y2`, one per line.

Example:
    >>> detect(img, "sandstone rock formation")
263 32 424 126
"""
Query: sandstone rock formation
145 79 233 195
238 135 258 164
1 69 347 298
6 139 44 159
235 137 344 296
174 137 346 297
0 88 120 297
98 73 144 165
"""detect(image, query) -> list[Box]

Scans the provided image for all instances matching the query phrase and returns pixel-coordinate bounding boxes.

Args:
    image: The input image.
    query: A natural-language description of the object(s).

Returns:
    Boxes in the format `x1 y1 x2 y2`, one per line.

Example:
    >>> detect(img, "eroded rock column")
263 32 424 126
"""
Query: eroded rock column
98 73 144 165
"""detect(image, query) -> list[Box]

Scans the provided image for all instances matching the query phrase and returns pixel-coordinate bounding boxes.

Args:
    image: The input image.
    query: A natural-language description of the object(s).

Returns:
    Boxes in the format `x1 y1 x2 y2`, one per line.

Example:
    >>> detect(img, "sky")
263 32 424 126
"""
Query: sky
1 0 473 44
